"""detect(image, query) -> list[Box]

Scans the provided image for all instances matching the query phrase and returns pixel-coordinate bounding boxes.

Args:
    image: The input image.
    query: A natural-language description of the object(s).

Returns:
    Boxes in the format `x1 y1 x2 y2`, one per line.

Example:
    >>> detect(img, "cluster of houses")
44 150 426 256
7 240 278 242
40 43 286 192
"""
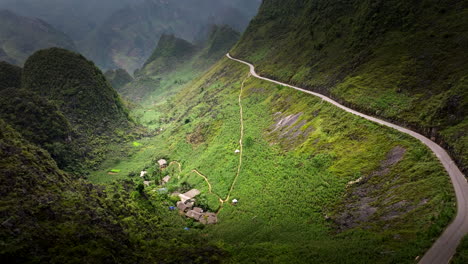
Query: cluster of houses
175 189 218 225
141 158 218 225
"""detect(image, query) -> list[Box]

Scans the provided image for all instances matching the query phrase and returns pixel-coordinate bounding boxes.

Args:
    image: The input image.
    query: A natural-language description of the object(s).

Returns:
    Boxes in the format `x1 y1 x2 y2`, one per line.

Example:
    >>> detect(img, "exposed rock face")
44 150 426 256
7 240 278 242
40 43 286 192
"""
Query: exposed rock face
333 146 409 231
268 112 315 149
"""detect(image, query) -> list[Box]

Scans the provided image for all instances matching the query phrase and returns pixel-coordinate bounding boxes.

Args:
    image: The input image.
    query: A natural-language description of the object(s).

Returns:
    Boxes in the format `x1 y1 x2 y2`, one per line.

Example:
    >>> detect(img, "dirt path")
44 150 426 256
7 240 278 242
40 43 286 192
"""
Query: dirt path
167 74 251 211
224 73 250 203
226 53 468 264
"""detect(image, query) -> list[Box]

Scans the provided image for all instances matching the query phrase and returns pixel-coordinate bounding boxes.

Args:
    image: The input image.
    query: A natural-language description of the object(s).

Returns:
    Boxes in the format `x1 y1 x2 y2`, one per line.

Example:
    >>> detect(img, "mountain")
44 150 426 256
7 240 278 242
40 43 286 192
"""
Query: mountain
0 9 76 66
0 119 224 263
79 0 260 73
120 25 240 102
141 34 198 75
199 25 241 61
104 68 134 92
0 88 80 171
0 61 21 90
19 48 135 170
22 48 131 136
232 0 468 173
0 0 144 41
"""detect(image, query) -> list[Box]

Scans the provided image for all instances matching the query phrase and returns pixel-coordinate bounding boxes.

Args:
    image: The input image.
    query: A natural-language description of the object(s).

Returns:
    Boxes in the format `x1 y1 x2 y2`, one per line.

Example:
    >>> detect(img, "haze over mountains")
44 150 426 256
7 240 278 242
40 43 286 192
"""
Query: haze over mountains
0 9 76 65
0 0 261 72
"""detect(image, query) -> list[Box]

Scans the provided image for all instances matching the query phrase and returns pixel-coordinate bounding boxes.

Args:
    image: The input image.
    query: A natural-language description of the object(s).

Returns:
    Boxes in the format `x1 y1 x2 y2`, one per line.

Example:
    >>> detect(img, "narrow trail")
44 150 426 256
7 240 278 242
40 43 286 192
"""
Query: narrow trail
223 73 250 203
167 73 250 211
169 161 215 195
226 53 468 264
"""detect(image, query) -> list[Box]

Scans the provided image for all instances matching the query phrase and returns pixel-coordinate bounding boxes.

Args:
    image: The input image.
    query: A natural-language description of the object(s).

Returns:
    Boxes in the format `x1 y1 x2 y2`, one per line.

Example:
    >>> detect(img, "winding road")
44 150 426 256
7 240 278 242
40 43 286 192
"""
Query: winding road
226 53 468 264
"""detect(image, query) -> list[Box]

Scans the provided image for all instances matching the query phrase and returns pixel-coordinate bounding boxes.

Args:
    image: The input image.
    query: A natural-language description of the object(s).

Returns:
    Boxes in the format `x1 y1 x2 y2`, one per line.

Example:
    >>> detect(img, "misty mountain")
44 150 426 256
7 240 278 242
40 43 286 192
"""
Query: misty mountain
0 0 261 73
0 0 144 41
0 9 76 65
80 0 260 73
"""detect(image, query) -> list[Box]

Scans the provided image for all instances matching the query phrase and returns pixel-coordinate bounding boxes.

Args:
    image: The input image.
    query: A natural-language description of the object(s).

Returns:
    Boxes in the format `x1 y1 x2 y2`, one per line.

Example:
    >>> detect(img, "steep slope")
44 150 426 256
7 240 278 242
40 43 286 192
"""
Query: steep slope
141 34 198 75
80 0 260 73
0 9 76 66
121 25 239 103
22 48 131 136
104 68 134 91
199 25 241 62
93 56 455 263
0 119 224 263
0 61 21 90
0 88 80 171
20 48 134 169
232 0 468 173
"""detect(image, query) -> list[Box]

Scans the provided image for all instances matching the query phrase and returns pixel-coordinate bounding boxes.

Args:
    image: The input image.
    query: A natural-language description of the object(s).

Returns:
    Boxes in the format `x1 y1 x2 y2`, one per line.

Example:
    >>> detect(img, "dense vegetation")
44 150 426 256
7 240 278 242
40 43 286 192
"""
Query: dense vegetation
452 235 468 264
0 9 76 65
0 61 21 90
0 88 80 171
0 119 224 263
22 48 131 136
232 0 468 174
0 48 137 172
93 57 454 263
0 1 464 263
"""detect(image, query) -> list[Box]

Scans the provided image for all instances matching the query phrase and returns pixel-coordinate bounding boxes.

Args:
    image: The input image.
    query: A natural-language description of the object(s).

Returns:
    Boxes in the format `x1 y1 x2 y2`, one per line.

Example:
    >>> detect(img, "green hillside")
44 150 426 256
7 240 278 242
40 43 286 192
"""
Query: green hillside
0 1 465 263
0 61 21 90
231 0 468 174
22 48 131 135
0 119 224 263
0 9 76 66
17 48 137 170
120 25 239 103
92 55 454 263
0 88 80 171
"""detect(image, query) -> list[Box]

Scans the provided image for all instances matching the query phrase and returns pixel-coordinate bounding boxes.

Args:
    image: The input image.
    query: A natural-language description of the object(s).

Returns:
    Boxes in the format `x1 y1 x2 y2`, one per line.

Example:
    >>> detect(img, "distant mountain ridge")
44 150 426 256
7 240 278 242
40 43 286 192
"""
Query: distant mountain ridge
79 0 260 73
0 9 76 65
0 48 134 172
120 25 240 101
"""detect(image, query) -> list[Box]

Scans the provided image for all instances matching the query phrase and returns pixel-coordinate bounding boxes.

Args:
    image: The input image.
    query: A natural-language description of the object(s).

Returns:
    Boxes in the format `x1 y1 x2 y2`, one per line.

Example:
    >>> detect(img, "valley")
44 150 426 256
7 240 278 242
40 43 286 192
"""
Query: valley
0 0 467 263
91 55 458 263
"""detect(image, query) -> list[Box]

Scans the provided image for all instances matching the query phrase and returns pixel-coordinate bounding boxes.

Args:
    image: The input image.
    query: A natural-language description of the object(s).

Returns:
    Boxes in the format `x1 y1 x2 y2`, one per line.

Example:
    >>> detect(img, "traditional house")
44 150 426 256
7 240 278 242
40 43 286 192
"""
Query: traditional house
157 159 168 168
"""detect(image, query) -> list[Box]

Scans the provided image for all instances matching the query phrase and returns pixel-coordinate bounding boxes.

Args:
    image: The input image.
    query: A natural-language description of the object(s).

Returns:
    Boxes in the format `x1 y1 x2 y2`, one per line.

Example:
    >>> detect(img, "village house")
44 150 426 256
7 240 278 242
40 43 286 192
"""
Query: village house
157 159 168 168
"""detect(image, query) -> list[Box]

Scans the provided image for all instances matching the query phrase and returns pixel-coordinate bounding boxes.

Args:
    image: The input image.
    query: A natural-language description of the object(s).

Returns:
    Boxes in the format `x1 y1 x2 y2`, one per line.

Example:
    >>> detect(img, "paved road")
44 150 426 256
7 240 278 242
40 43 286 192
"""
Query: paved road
226 53 468 263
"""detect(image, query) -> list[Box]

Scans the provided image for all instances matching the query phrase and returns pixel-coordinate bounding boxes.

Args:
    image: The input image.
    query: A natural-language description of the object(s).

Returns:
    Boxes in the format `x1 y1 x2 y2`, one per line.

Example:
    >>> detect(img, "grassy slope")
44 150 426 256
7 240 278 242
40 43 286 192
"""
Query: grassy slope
452 235 468 263
231 0 468 174
0 118 224 263
92 58 454 263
